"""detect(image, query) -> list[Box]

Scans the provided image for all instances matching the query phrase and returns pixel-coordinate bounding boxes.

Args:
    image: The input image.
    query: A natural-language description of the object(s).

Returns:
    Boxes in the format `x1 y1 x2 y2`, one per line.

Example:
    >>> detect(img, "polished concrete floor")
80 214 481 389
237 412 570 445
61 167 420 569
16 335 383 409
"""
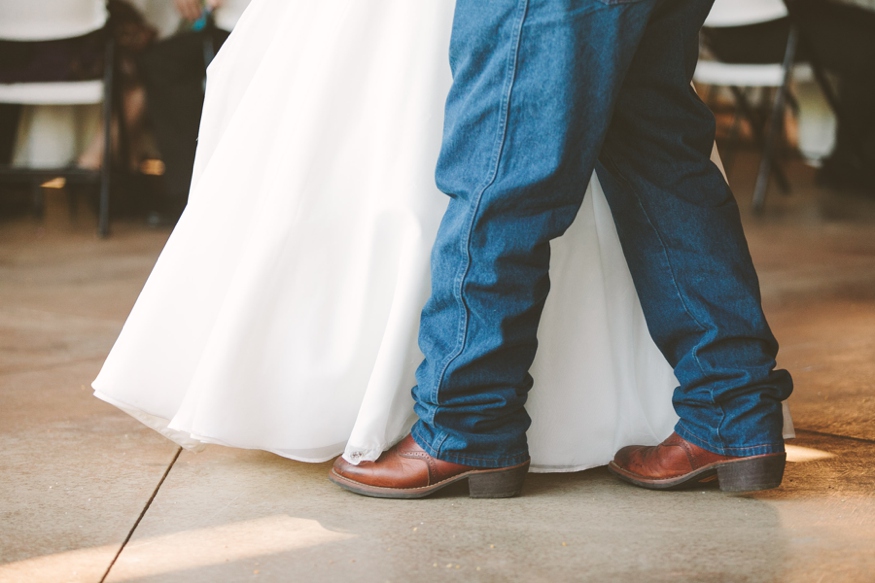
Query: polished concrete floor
1 152 874 582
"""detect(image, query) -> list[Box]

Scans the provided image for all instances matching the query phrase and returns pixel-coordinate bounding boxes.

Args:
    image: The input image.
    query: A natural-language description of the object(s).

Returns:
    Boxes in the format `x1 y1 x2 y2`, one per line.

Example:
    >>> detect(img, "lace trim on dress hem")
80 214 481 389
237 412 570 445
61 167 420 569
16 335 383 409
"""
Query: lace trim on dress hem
341 445 385 465
93 390 207 451
93 390 348 463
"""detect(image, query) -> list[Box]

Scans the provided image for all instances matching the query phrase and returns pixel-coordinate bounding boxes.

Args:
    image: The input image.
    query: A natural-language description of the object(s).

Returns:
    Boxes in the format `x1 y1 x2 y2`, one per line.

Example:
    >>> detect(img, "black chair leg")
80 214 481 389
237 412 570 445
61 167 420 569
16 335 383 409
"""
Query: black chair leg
732 86 791 194
723 108 741 173
97 37 115 238
753 27 799 213
732 85 767 144
764 86 792 195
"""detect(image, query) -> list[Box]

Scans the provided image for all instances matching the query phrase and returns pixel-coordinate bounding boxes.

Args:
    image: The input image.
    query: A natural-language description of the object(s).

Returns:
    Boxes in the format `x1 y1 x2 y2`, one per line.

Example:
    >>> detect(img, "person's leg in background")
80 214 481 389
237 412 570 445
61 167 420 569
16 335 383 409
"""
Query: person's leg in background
0 104 20 165
788 0 875 193
597 0 793 490
831 75 875 192
0 104 23 208
139 27 230 221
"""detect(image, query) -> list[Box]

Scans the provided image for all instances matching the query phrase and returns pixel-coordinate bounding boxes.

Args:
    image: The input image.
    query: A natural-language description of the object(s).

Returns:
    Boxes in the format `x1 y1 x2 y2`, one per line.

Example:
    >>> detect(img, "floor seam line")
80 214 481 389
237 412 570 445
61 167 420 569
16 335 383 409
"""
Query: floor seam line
99 446 182 583
794 427 875 445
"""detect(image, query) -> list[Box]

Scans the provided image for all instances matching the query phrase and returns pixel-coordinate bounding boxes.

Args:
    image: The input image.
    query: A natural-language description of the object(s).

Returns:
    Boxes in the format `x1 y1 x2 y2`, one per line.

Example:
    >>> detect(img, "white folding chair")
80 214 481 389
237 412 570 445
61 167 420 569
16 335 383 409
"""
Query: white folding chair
694 0 809 212
0 0 114 237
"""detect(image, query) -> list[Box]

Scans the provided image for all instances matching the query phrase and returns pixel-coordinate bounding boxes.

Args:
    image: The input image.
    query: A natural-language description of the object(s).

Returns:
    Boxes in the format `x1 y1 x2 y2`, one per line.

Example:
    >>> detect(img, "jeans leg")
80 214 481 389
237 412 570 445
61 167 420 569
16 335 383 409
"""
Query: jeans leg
412 0 659 467
596 0 793 456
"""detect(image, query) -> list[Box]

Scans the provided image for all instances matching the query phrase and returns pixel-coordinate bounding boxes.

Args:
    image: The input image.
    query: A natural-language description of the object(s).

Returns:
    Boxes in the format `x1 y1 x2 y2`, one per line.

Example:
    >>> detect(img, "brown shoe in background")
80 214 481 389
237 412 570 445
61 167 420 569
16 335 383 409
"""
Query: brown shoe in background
329 435 530 499
608 432 785 492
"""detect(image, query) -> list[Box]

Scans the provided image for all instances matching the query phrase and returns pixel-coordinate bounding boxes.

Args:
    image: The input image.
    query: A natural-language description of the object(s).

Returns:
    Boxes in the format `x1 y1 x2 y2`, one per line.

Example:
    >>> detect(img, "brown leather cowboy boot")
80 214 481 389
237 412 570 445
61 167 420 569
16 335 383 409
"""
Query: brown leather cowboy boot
330 435 530 499
608 432 786 492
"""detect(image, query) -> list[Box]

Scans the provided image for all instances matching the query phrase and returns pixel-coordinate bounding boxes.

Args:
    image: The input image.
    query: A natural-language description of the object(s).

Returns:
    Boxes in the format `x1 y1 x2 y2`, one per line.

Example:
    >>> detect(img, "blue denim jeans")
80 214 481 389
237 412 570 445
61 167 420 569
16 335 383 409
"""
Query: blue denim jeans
411 0 793 468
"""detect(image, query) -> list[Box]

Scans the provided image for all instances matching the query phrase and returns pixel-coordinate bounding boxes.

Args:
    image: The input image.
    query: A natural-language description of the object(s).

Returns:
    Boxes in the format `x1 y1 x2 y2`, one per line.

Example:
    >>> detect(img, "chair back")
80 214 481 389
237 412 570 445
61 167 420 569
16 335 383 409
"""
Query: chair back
704 0 788 28
0 0 108 41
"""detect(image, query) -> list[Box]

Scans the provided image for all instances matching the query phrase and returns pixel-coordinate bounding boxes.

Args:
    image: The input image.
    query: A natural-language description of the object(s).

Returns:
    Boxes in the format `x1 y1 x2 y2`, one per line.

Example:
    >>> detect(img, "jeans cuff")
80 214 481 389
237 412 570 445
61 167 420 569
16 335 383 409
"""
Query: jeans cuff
675 422 786 457
410 425 531 469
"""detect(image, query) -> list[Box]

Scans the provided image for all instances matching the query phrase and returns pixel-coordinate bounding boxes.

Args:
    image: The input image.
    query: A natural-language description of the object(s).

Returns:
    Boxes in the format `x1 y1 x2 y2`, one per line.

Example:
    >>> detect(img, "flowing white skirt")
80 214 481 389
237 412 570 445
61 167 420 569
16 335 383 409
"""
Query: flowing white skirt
93 0 768 473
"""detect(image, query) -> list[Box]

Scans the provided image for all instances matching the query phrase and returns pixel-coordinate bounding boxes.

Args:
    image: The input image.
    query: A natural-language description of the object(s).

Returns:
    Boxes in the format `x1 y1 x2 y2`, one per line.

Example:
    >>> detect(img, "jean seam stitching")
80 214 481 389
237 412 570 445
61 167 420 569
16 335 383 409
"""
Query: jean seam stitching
677 423 782 454
413 425 448 458
434 432 449 458
432 450 531 465
430 0 530 408
440 454 529 464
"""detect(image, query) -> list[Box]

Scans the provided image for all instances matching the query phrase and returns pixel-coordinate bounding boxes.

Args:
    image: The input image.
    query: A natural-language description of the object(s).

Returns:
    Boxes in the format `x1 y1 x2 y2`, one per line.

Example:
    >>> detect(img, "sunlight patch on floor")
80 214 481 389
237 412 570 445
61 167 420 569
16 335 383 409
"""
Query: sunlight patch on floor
0 515 354 582
785 444 836 463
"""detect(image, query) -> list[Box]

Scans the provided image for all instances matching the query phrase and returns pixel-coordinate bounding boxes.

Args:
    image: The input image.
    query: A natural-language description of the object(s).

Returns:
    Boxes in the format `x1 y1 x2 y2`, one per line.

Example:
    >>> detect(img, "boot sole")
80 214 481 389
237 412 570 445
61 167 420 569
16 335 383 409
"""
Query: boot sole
608 452 786 492
329 460 530 499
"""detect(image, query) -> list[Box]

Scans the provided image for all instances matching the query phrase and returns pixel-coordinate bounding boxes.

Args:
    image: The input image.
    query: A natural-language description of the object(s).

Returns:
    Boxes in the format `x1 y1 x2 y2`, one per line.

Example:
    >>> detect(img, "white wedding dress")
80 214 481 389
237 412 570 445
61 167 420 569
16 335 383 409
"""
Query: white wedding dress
94 0 785 472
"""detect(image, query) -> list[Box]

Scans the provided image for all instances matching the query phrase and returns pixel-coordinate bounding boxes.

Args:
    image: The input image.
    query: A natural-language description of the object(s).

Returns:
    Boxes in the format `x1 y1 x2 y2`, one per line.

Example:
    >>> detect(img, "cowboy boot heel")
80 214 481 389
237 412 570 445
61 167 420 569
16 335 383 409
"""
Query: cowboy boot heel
716 452 786 492
467 461 530 498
